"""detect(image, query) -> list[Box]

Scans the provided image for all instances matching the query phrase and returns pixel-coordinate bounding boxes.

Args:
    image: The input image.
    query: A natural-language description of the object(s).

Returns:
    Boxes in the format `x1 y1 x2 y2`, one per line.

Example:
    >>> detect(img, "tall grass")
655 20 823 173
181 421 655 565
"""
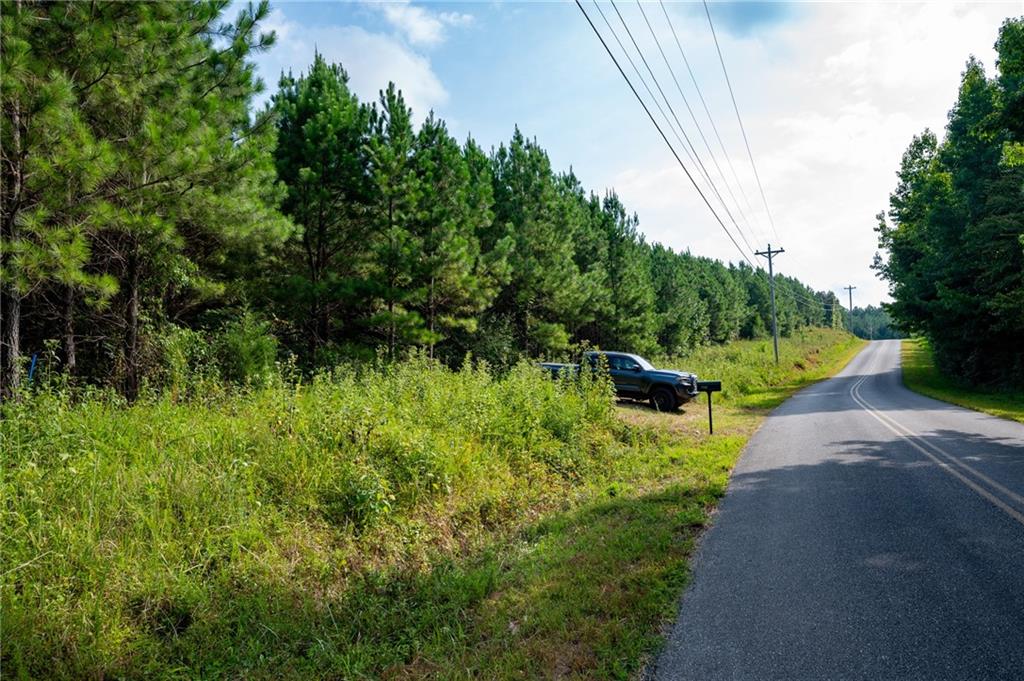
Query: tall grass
901 338 1024 423
1 329 861 679
1 357 625 678
657 327 857 406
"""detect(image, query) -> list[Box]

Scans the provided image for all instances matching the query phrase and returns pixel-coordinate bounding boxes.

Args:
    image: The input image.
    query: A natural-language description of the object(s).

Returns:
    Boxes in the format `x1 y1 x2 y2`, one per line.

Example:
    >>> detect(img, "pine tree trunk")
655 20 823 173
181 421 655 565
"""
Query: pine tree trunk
387 199 396 359
313 221 329 353
428 276 435 360
1 40 23 400
388 298 395 359
1 292 21 399
63 286 76 375
303 220 320 359
125 245 141 400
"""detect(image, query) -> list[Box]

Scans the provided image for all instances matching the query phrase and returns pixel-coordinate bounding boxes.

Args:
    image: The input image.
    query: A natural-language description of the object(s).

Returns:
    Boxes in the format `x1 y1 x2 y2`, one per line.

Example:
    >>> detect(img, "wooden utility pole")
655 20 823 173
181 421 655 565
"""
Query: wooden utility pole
755 244 785 364
844 285 857 312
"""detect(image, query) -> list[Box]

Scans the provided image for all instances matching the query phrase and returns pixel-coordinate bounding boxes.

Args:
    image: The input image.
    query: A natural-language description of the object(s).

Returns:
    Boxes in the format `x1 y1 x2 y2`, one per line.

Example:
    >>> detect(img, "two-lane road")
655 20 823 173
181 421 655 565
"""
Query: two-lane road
653 340 1024 680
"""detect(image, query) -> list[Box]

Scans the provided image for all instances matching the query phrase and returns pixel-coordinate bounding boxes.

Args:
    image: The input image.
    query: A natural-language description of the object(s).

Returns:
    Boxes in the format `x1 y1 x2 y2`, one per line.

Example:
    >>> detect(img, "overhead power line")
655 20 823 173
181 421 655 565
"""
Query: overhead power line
634 0 765 251
702 0 781 244
604 0 758 261
590 3 707 192
658 0 769 246
574 0 757 269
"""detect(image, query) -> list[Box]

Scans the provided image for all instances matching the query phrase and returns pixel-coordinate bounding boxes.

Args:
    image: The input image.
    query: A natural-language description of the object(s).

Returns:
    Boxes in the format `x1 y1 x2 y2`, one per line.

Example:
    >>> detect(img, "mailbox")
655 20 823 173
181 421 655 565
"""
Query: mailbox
696 380 723 434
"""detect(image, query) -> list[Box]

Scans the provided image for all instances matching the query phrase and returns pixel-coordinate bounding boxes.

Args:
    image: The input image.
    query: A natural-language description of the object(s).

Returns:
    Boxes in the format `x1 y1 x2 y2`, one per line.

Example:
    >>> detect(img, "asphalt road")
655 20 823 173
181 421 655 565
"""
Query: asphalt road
651 339 1024 680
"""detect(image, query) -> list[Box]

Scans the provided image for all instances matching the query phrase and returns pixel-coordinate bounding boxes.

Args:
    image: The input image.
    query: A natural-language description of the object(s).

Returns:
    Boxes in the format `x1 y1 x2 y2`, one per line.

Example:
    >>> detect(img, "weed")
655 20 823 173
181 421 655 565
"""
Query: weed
0 330 862 679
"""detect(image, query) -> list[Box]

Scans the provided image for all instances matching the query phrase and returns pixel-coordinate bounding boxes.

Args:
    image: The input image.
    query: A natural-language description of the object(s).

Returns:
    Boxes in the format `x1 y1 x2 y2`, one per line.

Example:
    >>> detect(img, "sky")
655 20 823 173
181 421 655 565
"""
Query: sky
243 0 1023 306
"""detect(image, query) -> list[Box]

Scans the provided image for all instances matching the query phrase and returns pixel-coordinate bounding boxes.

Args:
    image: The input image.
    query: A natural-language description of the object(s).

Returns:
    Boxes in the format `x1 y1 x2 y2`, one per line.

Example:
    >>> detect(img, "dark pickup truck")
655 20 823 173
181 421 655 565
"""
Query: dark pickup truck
541 351 698 411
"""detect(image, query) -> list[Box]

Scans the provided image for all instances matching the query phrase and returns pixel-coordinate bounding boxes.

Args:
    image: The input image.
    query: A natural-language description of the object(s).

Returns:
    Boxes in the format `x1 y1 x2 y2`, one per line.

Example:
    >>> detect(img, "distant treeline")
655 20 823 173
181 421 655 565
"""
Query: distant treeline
846 306 901 341
875 18 1024 385
1 1 842 398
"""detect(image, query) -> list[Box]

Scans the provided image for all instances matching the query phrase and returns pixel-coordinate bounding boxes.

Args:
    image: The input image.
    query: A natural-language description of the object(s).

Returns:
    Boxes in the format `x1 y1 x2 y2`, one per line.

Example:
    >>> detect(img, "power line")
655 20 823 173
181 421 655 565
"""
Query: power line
633 0 762 258
703 0 781 244
590 2 706 187
604 0 758 261
575 0 757 269
590 2 732 252
658 0 770 246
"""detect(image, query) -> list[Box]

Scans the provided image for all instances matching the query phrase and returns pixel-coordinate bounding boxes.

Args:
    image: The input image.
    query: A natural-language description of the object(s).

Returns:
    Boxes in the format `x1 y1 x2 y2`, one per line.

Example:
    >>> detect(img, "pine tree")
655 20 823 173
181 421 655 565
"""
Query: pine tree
88 1 289 397
649 244 708 355
367 84 422 356
1 0 118 395
409 116 499 356
271 54 372 359
595 193 656 353
876 18 1024 383
490 129 584 355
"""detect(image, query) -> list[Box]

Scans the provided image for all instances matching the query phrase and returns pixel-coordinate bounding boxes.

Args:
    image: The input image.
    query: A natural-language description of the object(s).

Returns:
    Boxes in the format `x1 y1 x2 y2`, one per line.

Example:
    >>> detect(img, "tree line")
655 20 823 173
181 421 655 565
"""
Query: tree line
874 17 1024 386
1 0 843 399
845 306 901 341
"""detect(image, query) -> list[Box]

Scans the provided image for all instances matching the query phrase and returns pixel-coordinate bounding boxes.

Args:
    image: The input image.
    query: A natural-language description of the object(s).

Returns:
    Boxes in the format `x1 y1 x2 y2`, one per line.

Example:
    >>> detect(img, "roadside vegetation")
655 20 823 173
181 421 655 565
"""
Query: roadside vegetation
1 2 872 678
874 18 1024 386
3 1 844 404
1 328 861 679
845 305 901 341
901 338 1024 424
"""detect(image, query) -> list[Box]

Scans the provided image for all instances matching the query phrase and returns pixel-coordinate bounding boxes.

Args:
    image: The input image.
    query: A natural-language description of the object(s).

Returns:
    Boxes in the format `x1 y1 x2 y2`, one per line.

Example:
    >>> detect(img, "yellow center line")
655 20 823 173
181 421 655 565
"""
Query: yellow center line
847 345 1024 528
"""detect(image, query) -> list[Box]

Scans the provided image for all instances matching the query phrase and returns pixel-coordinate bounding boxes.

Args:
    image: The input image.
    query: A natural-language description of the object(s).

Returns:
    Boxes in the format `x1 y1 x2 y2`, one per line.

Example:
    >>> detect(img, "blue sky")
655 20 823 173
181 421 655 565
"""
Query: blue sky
246 1 1019 305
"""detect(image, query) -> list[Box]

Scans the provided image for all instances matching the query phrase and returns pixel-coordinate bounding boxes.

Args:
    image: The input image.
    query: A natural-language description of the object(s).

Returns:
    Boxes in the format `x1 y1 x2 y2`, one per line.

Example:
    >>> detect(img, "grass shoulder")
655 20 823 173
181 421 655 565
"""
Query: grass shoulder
901 338 1024 424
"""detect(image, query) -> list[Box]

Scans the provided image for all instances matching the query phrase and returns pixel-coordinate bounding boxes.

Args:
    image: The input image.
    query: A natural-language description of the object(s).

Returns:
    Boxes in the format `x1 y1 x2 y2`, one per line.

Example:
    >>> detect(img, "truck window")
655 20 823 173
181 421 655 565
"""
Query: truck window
608 355 639 371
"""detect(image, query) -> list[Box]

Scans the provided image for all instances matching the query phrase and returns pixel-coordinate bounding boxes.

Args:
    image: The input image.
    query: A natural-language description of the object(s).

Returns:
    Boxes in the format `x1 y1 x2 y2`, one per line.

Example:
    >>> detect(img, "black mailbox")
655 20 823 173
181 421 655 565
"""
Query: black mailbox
697 380 723 434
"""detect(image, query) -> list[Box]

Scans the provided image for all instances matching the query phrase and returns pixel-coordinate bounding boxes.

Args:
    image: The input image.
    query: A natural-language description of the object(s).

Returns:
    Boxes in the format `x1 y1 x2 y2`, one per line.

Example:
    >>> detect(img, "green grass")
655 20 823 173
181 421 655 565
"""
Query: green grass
1 329 864 679
901 338 1024 424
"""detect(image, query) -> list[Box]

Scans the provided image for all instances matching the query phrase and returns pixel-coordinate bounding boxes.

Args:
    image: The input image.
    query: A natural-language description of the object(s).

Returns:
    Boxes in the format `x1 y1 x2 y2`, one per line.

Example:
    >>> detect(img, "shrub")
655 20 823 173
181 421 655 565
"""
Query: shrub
0 356 625 678
215 311 279 387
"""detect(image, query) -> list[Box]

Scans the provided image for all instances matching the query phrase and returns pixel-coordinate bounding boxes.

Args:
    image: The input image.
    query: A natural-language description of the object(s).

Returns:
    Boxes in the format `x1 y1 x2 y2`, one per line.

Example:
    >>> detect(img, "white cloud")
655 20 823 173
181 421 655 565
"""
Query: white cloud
251 1 1014 306
439 11 474 28
593 1 1013 305
254 8 447 118
371 1 474 48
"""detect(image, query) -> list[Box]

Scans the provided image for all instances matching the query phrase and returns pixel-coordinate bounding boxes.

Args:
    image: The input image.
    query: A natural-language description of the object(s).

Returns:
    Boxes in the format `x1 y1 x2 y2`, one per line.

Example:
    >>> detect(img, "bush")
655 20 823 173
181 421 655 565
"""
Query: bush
215 311 279 387
0 355 622 678
148 324 218 397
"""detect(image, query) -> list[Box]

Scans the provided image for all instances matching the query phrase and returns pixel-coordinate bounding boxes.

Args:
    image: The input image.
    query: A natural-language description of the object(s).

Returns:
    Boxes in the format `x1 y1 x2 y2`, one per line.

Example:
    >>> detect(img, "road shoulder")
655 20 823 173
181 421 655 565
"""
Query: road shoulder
901 338 1024 424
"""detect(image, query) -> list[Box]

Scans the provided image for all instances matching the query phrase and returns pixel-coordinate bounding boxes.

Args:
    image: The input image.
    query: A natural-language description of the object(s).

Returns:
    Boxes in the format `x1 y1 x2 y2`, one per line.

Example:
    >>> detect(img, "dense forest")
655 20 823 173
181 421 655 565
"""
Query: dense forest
846 305 901 340
1 0 843 399
875 17 1024 385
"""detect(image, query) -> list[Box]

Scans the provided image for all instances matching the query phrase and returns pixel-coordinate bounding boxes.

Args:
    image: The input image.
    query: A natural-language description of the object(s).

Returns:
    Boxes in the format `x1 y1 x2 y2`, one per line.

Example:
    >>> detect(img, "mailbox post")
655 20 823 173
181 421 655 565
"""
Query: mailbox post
697 380 722 434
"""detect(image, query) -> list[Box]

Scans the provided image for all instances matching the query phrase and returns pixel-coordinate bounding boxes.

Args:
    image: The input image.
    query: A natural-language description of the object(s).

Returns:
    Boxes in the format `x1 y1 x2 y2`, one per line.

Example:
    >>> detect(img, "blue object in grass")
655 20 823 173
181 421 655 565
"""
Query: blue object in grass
27 353 38 383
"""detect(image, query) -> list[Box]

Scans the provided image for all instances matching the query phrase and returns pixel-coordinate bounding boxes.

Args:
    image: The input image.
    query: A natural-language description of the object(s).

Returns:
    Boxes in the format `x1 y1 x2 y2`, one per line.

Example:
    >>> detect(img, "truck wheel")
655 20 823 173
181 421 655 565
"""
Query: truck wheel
650 387 677 412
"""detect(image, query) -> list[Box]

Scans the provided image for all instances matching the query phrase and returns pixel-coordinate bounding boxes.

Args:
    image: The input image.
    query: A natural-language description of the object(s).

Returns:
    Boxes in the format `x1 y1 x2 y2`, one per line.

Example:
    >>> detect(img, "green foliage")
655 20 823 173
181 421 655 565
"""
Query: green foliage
902 337 1024 423
655 327 862 405
875 18 1024 385
0 330 858 679
649 244 708 354
2 0 291 398
0 355 617 678
6 1 842 397
490 129 591 355
269 54 372 357
216 311 279 387
846 305 902 340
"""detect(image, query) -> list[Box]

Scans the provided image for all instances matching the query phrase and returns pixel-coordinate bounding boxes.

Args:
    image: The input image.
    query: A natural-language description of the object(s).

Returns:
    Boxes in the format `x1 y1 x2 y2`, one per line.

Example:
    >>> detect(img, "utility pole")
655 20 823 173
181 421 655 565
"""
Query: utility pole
844 285 856 312
755 244 785 364
844 285 856 334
